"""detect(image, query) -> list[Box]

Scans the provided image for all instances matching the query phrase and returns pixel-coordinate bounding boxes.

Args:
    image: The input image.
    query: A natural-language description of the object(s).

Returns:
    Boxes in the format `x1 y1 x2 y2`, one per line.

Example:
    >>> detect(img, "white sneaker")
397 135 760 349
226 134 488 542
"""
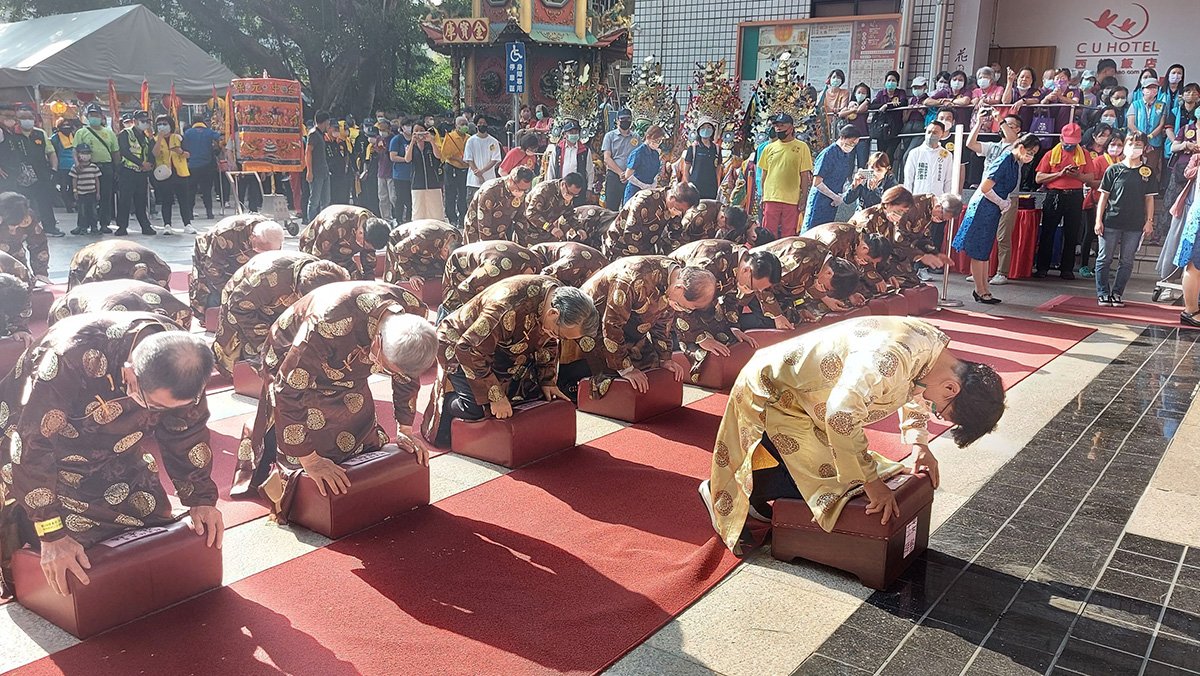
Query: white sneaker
1111 295 1125 307
964 275 974 282
989 274 1009 286
182 225 197 235
697 480 720 533
918 269 935 282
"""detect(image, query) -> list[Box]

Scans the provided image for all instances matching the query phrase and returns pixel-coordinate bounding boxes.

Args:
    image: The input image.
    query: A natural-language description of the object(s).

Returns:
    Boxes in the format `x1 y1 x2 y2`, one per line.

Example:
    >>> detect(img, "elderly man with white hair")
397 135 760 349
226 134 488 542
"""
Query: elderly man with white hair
440 115 473 226
232 281 437 521
189 214 286 318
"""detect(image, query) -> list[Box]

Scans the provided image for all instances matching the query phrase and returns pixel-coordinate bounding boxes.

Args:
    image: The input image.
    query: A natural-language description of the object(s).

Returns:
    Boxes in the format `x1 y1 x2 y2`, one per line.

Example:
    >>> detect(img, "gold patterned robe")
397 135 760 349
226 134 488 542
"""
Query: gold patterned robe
420 275 563 442
752 237 831 323
514 179 579 246
190 213 274 318
383 219 458 285
463 177 525 244
850 196 941 287
665 199 724 253
603 187 680 258
670 239 753 380
67 241 172 290
529 242 607 288
211 251 329 376
567 205 617 250
566 256 680 397
0 212 49 277
440 241 537 314
0 251 32 336
233 281 427 512
48 279 191 329
0 313 217 588
709 316 943 552
297 204 377 281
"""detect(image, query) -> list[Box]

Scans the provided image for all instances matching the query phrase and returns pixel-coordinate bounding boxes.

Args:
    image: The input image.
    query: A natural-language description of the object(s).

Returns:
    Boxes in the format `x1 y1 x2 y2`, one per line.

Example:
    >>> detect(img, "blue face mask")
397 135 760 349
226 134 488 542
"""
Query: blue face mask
1062 143 1076 151
699 127 713 139
885 81 898 91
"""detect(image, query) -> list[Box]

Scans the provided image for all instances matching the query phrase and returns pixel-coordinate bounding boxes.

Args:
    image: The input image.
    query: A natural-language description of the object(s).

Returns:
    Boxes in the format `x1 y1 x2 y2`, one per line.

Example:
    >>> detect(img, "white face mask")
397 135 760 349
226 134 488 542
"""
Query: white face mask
950 80 964 92
1169 73 1183 84
1101 116 1117 126
1125 146 1143 159
978 78 992 89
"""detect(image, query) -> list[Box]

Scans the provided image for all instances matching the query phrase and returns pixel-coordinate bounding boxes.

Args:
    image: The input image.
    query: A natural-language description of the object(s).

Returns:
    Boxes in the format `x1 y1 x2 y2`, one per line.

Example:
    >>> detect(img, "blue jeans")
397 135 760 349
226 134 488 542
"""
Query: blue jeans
1095 228 1142 298
307 171 331 221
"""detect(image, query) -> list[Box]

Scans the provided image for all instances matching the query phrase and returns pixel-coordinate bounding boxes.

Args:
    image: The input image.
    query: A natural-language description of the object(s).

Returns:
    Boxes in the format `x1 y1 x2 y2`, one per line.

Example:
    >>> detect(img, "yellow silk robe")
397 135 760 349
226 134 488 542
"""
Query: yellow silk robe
709 316 946 552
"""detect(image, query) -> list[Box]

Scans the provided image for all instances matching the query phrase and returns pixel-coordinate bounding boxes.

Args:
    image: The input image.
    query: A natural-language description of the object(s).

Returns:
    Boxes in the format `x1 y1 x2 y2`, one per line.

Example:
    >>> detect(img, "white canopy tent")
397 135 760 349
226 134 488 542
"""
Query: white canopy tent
0 5 235 101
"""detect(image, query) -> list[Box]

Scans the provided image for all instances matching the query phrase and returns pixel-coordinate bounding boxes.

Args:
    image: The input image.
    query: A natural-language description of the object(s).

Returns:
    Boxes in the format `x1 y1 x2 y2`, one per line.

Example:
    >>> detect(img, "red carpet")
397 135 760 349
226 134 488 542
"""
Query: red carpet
862 310 1095 460
1038 294 1195 329
13 398 738 676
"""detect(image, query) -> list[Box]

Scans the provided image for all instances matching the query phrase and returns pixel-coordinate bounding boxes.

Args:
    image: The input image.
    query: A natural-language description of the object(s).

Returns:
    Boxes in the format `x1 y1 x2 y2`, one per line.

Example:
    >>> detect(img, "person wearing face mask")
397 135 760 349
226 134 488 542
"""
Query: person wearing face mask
50 118 77 215
532 104 554 137
462 166 534 243
544 120 594 205
71 106 120 231
895 76 931 181
955 133 1041 303
440 116 471 225
68 143 103 236
1107 86 1130 124
233 282 436 507
843 151 897 211
1162 64 1186 112
150 115 194 236
0 320 226 600
819 69 850 145
556 257 716 398
602 108 637 210
1127 80 1168 190
461 115 501 209
1031 123 1090 280
403 122 445 221
838 84 871 167
326 119 352 206
701 316 1005 551
970 66 1005 108
966 112 1024 284
903 121 955 199
682 118 721 200
1079 125 1116 277
924 70 972 128
621 123 665 204
1076 71 1102 126
870 71 909 166
670 239 780 369
500 133 539 179
759 113 814 239
1094 130 1159 307
423 275 596 446
114 111 155 237
1001 67 1043 137
803 125 861 231
1039 68 1081 138
1158 83 1200 252
12 108 63 237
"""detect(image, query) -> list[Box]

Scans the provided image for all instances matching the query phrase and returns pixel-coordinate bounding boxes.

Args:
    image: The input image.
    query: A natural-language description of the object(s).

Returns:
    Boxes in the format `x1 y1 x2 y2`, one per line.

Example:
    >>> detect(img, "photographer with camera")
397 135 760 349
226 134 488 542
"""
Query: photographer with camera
1033 123 1092 280
842 151 897 211
403 120 445 221
966 108 1024 285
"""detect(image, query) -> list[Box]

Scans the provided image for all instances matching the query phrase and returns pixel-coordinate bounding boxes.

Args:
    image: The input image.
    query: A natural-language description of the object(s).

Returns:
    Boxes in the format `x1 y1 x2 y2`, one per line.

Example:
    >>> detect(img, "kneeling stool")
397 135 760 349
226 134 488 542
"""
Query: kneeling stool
12 518 222 638
672 342 755 391
203 306 220 333
451 399 576 468
232 360 262 399
577 367 683 423
867 293 910 317
902 285 940 315
771 473 934 590
290 444 430 539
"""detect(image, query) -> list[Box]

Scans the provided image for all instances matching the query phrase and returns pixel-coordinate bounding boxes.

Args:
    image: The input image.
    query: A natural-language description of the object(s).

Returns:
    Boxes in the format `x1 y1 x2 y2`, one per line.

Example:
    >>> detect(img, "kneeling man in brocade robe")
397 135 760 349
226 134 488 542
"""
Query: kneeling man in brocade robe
701 316 1004 554
234 281 437 522
422 275 598 446
0 314 222 597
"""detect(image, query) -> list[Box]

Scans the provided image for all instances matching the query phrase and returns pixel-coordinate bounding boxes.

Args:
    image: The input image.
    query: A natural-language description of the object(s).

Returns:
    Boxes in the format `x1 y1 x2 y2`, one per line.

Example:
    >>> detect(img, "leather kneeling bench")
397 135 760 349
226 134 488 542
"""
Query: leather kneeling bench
30 288 55 324
290 445 430 539
673 341 756 391
817 305 872 328
12 518 222 638
867 293 910 317
902 285 940 315
577 367 683 423
232 360 262 399
771 474 934 590
743 328 799 348
203 307 220 333
451 399 576 468
420 279 443 308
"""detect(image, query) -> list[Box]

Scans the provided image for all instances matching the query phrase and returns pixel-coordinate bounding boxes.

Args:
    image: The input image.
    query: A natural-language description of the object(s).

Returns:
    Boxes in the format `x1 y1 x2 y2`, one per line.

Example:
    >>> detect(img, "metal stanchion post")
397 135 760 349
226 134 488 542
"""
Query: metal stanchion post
938 121 965 308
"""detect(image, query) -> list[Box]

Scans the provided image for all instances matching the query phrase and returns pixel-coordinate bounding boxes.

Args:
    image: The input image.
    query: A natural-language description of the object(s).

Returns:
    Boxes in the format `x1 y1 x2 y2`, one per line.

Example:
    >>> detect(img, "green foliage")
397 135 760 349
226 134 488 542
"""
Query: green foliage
387 54 454 116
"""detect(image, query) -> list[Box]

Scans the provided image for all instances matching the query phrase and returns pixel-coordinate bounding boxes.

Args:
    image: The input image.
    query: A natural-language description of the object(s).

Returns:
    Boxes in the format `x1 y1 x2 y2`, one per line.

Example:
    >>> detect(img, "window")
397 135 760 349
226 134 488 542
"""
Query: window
811 0 900 17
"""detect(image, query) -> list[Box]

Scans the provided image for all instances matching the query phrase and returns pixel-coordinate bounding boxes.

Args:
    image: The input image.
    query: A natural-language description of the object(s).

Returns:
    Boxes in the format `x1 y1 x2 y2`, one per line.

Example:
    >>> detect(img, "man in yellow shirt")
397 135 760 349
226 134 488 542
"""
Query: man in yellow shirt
441 115 471 226
757 113 814 239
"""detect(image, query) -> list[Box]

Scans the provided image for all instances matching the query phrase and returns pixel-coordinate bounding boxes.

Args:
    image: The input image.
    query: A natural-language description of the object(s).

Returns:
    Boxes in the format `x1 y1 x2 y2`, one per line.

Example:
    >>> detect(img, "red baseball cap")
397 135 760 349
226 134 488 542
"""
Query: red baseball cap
1061 123 1083 144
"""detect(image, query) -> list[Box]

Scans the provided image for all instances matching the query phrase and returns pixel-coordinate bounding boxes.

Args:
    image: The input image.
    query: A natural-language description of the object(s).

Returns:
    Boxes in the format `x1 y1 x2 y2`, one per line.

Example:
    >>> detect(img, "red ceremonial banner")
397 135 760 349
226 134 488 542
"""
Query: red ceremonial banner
229 77 304 172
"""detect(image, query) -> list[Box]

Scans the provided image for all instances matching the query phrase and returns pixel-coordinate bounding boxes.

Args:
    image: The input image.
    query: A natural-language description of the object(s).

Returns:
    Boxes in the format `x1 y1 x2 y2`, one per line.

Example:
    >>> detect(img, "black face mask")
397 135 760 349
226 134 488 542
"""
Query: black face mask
477 125 488 134
618 119 632 131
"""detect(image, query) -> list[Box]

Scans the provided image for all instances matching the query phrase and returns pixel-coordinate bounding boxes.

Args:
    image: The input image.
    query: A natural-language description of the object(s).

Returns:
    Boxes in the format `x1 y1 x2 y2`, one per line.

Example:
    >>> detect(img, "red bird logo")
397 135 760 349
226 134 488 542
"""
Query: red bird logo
1086 3 1149 39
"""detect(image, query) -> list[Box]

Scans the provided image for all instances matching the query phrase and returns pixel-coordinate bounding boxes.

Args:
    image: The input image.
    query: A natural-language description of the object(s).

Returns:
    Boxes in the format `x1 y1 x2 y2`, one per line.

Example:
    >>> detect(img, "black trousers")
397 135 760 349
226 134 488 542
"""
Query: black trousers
98 163 116 226
604 170 627 210
239 175 263 212
393 179 412 221
189 163 219 216
157 175 192 226
1081 206 1098 269
444 167 468 225
116 167 152 232
1036 189 1084 273
748 433 803 519
21 180 57 230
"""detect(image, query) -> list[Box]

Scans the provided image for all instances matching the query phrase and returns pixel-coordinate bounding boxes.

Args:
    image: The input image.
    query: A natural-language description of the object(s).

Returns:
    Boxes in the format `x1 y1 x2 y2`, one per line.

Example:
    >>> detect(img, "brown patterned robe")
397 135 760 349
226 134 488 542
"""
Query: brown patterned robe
463 177 525 244
850 196 941 287
800 222 880 298
440 241 537 314
0 212 49 277
48 280 191 329
529 242 607 287
190 213 274 317
514 179 579 246
0 251 32 336
567 205 617 250
603 187 680 258
0 313 217 582
420 275 563 442
298 204 377 281
67 241 172 290
753 237 831 323
211 251 329 376
670 239 752 380
566 256 680 397
665 199 724 253
383 219 458 285
233 281 427 511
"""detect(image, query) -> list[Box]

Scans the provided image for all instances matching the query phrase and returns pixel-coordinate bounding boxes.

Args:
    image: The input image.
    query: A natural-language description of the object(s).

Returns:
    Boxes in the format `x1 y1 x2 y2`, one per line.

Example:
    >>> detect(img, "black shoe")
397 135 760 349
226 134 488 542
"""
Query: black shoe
1031 270 1048 278
44 229 65 238
1182 312 1200 328
70 228 84 235
1060 271 1075 281
973 291 1002 305
142 228 157 236
205 211 215 220
114 228 128 236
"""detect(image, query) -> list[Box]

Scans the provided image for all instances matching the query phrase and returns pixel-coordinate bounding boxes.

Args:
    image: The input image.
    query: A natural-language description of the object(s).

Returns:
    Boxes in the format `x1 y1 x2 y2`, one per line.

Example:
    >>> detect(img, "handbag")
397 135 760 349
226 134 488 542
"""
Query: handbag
870 111 900 141
1030 110 1055 136
14 163 37 187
